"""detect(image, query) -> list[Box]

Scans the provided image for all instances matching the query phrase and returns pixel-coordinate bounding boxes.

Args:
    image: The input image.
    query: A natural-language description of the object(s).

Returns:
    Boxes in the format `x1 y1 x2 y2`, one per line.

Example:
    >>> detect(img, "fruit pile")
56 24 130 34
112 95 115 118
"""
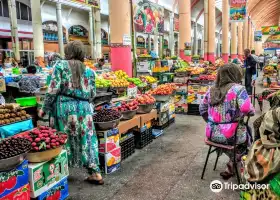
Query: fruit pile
150 84 176 95
102 72 117 80
136 94 156 105
115 70 128 79
23 126 68 152
0 137 31 159
116 100 139 112
140 76 157 84
96 78 111 88
127 78 145 87
93 109 121 122
0 105 31 125
264 66 275 74
110 79 130 87
198 75 216 81
190 67 205 75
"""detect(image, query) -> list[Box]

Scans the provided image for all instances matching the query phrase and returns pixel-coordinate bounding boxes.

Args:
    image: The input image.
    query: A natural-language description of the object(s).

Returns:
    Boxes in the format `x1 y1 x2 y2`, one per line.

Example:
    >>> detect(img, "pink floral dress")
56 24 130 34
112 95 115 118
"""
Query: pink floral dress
199 84 254 145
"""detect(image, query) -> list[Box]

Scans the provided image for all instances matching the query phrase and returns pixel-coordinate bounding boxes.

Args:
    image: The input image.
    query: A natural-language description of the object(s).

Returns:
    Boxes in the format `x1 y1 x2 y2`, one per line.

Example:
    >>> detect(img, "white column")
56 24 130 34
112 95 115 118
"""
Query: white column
203 0 208 60
154 34 159 55
8 0 20 61
194 21 198 55
56 3 64 57
89 9 95 59
148 34 151 51
30 0 44 59
169 12 174 56
94 2 102 59
217 33 221 57
159 35 163 57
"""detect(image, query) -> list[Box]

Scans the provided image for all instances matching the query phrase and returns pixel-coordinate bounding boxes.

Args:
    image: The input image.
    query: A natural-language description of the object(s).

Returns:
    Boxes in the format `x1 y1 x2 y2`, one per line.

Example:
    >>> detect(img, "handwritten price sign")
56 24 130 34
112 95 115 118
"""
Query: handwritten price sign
127 86 137 98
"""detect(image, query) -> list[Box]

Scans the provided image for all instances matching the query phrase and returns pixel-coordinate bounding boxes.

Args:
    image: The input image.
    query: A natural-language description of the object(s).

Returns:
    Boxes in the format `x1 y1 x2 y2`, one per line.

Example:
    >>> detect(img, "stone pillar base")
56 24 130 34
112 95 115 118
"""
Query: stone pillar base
207 53 215 64
231 54 238 59
222 53 229 63
179 50 191 62
111 44 132 77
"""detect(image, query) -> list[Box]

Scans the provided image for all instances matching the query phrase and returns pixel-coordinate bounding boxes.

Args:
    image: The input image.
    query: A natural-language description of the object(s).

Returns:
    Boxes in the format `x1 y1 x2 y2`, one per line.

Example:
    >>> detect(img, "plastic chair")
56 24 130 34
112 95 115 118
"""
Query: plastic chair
200 116 251 184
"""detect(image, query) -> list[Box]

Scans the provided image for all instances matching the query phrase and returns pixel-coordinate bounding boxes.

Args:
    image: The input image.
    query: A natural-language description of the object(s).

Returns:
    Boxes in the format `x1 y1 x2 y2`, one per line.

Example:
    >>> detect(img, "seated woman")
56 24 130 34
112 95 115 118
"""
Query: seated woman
18 65 40 93
199 63 255 180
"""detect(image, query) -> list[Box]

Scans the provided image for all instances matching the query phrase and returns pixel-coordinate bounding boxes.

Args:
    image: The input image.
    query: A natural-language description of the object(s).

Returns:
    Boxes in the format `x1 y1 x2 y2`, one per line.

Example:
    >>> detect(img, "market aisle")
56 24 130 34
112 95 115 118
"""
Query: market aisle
67 117 241 200
68 77 263 200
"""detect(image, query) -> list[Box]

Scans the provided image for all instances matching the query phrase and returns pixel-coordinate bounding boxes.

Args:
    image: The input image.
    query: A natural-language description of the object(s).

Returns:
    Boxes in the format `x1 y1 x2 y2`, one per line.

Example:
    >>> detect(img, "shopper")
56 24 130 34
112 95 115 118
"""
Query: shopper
199 63 255 180
244 49 257 95
39 41 104 185
94 58 105 70
258 54 265 71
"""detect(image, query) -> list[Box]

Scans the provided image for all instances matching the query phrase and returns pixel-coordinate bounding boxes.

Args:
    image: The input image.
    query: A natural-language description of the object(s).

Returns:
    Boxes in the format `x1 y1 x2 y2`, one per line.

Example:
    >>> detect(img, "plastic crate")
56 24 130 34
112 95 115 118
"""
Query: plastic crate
152 120 169 130
15 97 37 107
120 133 135 161
169 117 175 125
187 104 200 115
134 128 153 149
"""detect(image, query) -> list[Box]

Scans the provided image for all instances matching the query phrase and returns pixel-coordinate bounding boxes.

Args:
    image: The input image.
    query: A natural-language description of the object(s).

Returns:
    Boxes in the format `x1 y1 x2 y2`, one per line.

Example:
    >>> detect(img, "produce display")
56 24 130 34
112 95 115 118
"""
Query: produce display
110 79 130 87
96 78 111 88
23 126 68 151
116 100 139 112
0 137 31 159
115 70 128 79
150 84 176 95
127 78 145 87
93 109 122 122
198 75 216 81
264 65 275 74
136 94 156 105
102 72 117 80
190 67 205 75
0 105 31 125
140 76 157 84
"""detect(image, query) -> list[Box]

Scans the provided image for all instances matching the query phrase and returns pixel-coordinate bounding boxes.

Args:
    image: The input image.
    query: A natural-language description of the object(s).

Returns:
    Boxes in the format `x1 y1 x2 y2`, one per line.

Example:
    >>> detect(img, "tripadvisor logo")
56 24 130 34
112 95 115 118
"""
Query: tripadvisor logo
210 180 269 193
210 180 223 193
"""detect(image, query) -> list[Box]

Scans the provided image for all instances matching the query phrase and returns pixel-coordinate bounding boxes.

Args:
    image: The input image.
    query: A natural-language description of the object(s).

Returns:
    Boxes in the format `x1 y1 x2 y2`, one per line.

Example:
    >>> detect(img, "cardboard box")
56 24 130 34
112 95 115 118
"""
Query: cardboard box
97 128 120 153
118 115 141 134
0 184 29 200
28 150 69 198
156 102 170 113
0 160 29 198
138 109 158 127
99 147 121 174
33 177 69 200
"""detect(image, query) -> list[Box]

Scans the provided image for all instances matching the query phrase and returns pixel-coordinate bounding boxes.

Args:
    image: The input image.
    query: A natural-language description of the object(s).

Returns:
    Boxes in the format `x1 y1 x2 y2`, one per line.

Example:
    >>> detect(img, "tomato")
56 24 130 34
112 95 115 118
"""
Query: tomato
13 191 28 200
6 176 17 189
54 190 61 199
0 181 6 194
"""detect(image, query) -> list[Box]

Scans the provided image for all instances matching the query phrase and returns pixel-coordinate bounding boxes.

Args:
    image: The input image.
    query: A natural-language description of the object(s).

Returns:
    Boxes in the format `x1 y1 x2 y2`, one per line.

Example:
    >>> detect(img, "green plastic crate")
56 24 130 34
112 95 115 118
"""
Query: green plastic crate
15 97 37 107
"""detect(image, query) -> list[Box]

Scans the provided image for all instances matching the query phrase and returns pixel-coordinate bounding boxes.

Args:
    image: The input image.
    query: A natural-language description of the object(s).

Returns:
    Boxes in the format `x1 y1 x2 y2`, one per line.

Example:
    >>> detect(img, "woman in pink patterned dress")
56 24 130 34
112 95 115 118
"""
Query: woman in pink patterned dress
199 63 255 179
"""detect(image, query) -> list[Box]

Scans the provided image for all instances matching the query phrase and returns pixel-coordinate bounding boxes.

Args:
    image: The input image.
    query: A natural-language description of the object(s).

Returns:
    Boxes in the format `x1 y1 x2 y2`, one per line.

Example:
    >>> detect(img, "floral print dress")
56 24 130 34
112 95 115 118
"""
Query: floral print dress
42 60 100 174
199 84 255 146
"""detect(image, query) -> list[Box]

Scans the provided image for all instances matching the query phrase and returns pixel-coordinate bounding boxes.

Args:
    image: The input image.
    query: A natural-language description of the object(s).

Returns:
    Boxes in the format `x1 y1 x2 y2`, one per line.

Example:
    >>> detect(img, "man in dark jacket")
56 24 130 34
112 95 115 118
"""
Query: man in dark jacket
244 49 257 95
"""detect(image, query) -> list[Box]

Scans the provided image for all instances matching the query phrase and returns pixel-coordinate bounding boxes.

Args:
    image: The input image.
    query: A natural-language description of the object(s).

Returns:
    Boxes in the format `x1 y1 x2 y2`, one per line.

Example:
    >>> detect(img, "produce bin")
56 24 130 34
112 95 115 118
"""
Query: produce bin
133 128 153 149
15 97 37 107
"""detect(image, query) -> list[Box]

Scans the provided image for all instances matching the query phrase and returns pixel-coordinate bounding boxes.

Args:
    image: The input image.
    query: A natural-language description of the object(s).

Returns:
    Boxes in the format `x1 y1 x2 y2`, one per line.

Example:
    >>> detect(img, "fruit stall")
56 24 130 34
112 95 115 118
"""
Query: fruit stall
0 64 178 199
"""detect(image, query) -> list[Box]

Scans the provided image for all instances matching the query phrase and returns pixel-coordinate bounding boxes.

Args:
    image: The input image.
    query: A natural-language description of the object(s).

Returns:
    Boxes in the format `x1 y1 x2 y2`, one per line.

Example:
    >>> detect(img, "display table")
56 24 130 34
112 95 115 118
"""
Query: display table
118 115 141 134
0 119 34 138
137 109 157 127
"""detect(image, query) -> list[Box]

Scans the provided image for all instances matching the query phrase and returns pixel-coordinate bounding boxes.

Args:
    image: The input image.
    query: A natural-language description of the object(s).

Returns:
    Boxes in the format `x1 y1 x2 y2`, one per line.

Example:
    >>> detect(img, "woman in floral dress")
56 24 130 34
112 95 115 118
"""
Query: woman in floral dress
40 41 103 184
199 64 255 180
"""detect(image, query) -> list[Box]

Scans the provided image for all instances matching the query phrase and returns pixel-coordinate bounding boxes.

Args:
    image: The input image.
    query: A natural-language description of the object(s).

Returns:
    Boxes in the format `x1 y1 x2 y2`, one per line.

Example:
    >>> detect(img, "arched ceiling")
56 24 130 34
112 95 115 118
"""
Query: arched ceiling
247 0 280 30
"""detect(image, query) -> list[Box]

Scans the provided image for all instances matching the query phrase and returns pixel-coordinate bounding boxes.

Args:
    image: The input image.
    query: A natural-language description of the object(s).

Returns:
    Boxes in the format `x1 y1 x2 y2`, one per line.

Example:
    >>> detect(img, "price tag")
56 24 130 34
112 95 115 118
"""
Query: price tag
163 76 168 82
152 83 157 89
137 61 149 72
127 86 137 98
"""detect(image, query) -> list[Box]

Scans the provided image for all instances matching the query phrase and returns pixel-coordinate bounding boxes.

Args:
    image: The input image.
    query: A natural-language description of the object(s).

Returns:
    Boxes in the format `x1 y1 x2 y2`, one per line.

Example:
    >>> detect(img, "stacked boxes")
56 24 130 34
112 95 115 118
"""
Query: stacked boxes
28 150 69 198
0 160 29 199
97 128 121 174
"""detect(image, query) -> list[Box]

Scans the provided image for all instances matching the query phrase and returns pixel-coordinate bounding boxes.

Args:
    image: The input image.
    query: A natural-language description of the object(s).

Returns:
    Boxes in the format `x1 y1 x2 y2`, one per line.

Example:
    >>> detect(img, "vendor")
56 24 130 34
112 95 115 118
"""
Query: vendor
94 58 105 70
199 63 255 180
39 41 103 185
